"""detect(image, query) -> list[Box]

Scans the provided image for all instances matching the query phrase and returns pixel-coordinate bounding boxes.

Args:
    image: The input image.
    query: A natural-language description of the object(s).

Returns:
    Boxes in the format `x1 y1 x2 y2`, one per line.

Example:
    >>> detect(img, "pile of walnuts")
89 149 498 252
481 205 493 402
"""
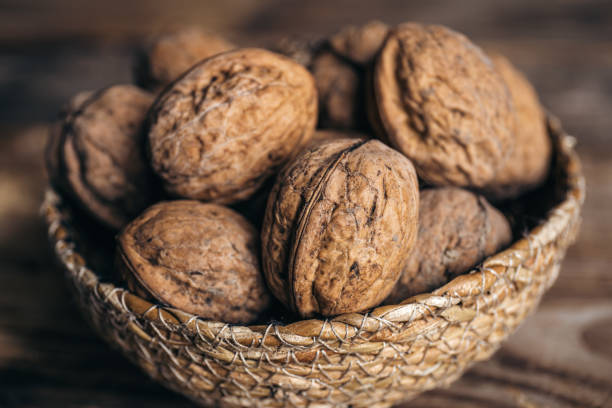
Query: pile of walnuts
47 22 551 324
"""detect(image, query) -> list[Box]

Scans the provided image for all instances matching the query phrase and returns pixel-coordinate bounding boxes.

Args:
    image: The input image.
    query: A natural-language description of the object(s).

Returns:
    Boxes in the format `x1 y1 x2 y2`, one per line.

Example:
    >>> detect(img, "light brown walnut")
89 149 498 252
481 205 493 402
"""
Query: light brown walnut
136 27 235 91
487 53 552 199
49 85 157 230
311 51 363 129
329 20 389 65
385 187 512 304
117 200 270 324
148 48 317 203
371 23 516 188
262 138 419 317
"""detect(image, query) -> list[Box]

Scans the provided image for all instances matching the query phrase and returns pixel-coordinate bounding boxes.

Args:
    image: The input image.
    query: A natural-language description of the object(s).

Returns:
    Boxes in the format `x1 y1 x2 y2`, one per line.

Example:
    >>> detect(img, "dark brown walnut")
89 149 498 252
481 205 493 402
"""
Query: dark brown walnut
385 187 512 304
148 48 317 203
117 200 270 323
271 35 324 68
50 85 157 230
371 23 516 188
135 27 235 91
487 53 552 199
262 138 419 317
311 51 363 129
329 20 389 65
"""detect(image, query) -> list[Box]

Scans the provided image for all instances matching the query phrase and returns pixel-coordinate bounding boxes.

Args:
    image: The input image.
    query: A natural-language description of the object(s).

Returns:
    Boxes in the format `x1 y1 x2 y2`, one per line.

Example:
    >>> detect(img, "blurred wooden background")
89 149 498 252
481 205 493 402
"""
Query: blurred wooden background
0 1 611 407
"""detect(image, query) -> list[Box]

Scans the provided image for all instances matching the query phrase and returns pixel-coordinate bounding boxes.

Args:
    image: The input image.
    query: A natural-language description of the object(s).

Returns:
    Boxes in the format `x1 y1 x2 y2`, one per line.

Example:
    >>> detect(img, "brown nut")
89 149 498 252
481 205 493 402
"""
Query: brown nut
329 20 389 65
385 187 512 304
117 200 270 324
148 48 318 203
136 27 235 91
311 51 363 129
262 138 419 317
487 53 552 199
50 85 157 230
371 23 516 188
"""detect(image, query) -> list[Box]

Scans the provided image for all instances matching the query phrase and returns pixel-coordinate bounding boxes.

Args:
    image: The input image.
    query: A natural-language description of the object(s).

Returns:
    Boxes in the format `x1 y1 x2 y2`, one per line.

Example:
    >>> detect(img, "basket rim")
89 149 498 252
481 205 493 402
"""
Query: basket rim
42 115 585 344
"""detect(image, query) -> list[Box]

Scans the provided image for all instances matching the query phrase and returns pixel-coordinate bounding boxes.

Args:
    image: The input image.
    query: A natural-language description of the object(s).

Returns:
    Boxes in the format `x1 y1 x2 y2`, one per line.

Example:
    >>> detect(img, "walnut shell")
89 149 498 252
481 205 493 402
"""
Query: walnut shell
329 20 389 65
148 48 317 203
487 53 552 199
262 138 419 317
311 51 363 129
136 27 235 91
117 200 270 324
49 85 157 230
371 23 516 188
385 187 512 304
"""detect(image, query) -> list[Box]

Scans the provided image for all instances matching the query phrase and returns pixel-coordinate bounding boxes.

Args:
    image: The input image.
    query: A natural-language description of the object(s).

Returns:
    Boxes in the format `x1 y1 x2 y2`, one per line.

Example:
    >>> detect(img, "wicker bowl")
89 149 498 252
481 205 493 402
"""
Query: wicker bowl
43 116 584 408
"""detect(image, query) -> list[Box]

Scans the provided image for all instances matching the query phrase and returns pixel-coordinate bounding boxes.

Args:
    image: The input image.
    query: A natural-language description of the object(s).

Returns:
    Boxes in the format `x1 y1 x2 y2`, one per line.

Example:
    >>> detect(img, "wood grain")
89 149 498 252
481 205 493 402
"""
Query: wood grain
0 1 611 407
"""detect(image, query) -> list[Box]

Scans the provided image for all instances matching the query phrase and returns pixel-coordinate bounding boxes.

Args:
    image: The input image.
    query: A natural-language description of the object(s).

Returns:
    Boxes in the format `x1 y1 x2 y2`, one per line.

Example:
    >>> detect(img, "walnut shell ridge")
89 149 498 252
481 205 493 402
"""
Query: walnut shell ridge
385 187 512 304
371 23 516 188
262 138 419 317
148 48 318 203
117 200 270 324
49 85 157 230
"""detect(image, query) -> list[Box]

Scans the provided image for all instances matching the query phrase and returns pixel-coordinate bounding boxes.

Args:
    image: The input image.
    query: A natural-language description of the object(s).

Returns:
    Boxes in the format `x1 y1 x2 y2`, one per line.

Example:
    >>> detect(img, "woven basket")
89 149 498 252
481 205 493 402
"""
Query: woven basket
43 116 584 408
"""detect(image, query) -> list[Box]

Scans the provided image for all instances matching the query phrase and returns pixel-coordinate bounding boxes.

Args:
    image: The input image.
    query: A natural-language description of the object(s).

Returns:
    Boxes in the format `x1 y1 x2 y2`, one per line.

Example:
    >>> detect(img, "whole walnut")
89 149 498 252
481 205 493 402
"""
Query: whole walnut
487 53 552 199
148 48 317 203
385 187 512 304
117 200 270 324
311 51 363 129
371 23 516 189
48 85 157 230
135 27 235 91
262 138 419 317
329 20 389 65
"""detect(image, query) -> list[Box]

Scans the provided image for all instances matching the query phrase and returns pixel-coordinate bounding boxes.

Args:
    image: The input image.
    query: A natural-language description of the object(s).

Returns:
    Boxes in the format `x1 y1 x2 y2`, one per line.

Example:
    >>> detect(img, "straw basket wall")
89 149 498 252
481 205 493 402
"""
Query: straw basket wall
43 116 585 407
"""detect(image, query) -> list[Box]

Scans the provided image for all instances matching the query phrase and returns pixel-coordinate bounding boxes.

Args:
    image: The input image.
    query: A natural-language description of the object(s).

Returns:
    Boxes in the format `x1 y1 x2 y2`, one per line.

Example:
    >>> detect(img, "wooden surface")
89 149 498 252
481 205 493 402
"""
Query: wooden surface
1 1 611 407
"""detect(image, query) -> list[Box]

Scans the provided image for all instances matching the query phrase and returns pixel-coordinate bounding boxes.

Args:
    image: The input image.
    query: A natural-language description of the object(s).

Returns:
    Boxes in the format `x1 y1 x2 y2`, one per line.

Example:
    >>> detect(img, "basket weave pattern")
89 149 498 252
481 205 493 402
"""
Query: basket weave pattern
43 118 584 408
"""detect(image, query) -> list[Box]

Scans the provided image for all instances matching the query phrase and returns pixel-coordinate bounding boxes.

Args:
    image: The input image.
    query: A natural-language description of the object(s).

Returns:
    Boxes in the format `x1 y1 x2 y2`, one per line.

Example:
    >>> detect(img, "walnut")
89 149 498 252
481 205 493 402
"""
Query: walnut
371 23 516 189
117 200 270 324
271 35 324 67
261 138 419 317
329 20 389 65
385 187 512 304
49 85 157 230
148 48 317 203
135 27 235 91
311 51 364 129
487 53 552 199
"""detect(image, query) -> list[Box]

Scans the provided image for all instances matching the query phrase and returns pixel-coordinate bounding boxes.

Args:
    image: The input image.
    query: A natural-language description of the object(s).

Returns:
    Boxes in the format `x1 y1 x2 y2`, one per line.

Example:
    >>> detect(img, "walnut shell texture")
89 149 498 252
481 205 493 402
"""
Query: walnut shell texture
372 23 516 188
137 27 235 91
487 53 552 199
385 187 512 304
262 138 419 317
329 20 389 65
311 51 362 129
148 48 318 203
51 85 156 230
117 200 270 324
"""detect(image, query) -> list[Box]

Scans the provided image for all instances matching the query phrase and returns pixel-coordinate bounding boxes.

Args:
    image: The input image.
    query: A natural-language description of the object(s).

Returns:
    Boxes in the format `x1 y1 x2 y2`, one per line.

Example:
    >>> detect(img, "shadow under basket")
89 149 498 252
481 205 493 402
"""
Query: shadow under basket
42 116 585 408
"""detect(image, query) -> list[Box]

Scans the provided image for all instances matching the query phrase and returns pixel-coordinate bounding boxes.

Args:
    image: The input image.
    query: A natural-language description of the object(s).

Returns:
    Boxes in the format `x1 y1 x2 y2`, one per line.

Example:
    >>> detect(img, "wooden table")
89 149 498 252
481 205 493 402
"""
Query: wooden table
1 1 611 406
